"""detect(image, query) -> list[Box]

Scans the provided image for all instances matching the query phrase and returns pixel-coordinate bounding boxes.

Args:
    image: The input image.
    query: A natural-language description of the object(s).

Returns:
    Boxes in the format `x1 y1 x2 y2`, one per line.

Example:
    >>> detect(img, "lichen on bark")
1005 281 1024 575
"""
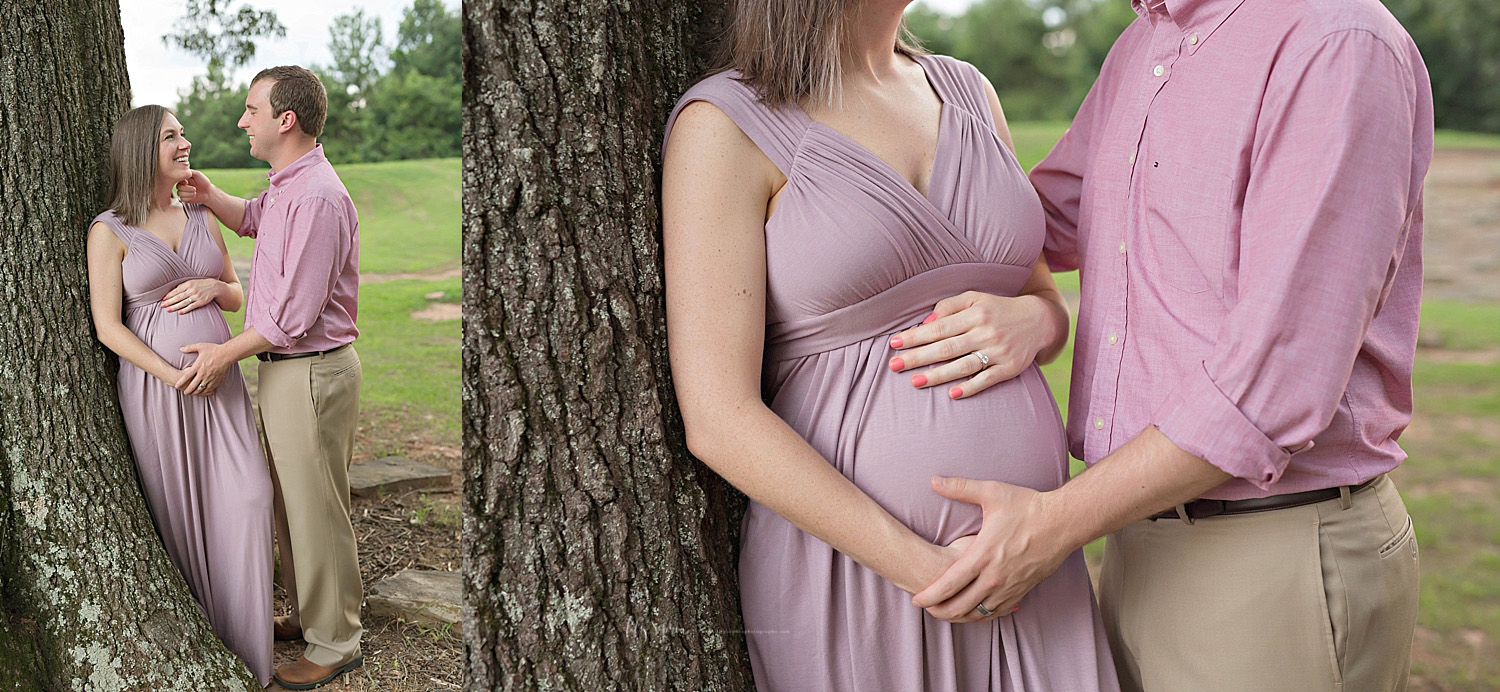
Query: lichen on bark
463 1 754 690
0 1 260 688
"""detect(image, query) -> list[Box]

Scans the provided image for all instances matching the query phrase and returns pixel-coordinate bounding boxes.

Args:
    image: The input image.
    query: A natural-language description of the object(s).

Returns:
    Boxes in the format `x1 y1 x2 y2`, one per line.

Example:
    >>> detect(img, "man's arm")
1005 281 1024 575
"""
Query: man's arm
914 29 1428 618
176 327 275 394
177 170 257 235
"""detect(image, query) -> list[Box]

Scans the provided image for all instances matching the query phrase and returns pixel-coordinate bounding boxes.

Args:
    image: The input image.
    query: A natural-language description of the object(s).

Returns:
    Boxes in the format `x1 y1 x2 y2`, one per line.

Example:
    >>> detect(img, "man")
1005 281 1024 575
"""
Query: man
906 0 1432 690
177 65 364 690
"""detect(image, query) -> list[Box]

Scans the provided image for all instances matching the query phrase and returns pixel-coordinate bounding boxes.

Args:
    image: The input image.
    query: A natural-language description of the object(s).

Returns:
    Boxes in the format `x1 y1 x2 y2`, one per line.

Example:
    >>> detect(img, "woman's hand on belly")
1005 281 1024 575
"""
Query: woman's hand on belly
888 289 1067 399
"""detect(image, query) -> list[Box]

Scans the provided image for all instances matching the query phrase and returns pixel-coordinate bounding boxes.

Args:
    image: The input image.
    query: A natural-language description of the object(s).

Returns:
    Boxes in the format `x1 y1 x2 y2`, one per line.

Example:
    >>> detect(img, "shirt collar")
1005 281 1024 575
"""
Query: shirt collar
1131 0 1247 52
268 144 326 188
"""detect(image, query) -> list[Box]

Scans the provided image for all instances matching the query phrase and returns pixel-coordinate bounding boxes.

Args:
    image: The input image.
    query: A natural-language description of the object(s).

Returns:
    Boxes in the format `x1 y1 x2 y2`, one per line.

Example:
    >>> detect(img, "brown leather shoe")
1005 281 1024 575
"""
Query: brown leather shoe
272 615 302 641
272 655 363 690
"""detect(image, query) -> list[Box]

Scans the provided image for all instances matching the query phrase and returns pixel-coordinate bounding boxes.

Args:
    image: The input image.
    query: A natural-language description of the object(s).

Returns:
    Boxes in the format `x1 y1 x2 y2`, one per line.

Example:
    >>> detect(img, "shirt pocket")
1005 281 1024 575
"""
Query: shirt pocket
1142 156 1233 296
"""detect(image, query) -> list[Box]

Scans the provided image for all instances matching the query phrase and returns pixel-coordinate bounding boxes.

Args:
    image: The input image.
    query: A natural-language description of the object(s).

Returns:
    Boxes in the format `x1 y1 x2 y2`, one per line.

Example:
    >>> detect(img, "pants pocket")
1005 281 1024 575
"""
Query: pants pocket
1378 515 1416 560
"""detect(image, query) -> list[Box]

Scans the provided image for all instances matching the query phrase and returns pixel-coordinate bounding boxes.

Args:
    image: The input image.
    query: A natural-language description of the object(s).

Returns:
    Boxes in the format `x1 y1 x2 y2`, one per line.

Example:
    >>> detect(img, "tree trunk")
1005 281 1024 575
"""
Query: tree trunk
462 2 753 690
0 2 260 689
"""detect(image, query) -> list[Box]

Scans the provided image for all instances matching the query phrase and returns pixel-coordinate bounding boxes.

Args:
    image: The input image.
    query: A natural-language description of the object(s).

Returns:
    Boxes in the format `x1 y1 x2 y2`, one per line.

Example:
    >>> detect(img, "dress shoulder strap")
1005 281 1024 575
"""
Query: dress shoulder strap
91 209 135 245
917 54 997 134
663 71 806 175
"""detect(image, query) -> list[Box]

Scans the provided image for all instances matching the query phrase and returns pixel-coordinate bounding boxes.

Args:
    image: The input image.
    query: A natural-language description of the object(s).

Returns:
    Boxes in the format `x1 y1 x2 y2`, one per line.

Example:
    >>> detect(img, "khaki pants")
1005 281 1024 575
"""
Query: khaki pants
1099 474 1419 692
257 344 363 667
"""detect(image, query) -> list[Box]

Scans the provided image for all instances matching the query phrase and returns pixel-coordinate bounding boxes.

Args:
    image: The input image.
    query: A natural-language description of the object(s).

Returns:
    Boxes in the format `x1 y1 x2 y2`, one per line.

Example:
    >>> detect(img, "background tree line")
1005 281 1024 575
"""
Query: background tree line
906 0 1500 133
172 0 460 169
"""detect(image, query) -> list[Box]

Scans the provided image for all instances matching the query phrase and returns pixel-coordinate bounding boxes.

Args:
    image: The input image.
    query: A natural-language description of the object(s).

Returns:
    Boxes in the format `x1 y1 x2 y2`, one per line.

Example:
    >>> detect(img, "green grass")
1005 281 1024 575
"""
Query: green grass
210 158 461 444
201 157 459 276
1434 129 1500 150
222 278 460 438
1008 120 1070 171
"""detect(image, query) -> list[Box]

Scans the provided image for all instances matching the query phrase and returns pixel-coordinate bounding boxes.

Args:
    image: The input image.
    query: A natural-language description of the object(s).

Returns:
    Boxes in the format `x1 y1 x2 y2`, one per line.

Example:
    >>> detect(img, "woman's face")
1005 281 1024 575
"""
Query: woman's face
156 112 192 185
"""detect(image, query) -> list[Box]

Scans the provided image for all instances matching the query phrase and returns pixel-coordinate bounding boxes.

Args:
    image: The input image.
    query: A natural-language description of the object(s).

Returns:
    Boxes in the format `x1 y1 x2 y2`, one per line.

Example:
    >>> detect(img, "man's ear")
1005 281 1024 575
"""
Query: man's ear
278 110 299 136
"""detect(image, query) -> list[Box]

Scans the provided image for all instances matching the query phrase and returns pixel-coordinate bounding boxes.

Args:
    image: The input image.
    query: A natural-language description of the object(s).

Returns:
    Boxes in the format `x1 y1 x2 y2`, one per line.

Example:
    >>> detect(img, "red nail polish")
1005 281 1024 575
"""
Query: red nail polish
949 387 963 399
889 336 903 349
911 374 927 387
890 358 904 371
923 314 936 324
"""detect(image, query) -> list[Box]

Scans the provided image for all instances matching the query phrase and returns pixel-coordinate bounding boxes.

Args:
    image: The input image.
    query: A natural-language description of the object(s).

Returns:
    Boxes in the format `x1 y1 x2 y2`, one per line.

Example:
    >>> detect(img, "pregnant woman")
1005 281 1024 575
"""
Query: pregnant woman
661 1 1119 690
85 105 273 686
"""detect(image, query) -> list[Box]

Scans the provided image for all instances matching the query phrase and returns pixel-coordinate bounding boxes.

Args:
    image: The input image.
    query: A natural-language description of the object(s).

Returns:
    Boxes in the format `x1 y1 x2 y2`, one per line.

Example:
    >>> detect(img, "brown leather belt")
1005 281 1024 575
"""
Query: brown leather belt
1150 476 1380 522
256 343 350 362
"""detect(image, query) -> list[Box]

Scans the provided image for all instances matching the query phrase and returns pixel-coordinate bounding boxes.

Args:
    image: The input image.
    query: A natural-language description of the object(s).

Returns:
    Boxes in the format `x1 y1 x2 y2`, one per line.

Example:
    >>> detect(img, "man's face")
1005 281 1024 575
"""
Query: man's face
238 79 281 162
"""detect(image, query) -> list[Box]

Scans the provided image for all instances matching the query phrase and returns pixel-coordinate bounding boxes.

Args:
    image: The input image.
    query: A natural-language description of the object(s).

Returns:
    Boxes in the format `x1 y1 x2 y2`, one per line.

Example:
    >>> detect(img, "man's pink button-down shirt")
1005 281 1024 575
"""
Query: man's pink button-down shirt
239 145 360 354
1030 0 1433 500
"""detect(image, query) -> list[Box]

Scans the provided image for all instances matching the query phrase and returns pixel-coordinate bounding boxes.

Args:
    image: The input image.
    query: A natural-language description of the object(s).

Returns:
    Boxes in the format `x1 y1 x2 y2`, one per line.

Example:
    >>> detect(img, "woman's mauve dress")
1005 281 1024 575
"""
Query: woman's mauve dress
94 204 272 685
664 55 1120 691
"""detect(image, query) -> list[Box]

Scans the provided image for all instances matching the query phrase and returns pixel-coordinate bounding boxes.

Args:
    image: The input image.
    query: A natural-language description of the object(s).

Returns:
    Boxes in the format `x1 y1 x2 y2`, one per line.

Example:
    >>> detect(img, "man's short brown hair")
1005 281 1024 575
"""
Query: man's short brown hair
252 65 327 138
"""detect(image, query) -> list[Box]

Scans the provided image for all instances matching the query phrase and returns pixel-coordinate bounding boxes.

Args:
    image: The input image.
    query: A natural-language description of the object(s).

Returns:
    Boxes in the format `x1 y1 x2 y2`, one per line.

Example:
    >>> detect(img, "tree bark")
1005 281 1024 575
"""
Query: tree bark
0 2 260 689
462 2 753 690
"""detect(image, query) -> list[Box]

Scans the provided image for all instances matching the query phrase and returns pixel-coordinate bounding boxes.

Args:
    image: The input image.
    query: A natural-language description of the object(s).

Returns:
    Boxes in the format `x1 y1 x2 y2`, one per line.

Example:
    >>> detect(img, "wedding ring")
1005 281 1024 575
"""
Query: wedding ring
975 603 993 617
971 350 990 367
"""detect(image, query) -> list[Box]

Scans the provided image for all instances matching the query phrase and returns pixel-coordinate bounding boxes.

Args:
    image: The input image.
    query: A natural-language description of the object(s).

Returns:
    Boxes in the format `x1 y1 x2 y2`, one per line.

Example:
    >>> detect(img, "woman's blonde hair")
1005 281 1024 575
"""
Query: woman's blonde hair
106 105 171 227
714 0 928 107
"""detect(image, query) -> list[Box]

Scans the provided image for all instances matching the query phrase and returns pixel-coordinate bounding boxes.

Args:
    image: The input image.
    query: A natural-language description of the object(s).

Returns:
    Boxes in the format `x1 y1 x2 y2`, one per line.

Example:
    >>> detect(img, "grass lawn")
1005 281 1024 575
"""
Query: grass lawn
212 157 462 448
201 157 460 276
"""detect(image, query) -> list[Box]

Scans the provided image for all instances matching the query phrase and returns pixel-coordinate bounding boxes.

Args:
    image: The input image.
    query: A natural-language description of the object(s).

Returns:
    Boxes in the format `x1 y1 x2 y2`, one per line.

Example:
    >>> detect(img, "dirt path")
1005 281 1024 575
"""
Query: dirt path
1419 148 1500 302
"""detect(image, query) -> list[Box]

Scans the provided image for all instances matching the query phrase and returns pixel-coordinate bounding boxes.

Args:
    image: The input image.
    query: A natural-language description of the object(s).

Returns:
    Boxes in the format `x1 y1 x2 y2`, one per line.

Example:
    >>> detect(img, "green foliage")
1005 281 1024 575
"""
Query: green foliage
162 0 286 90
1380 0 1500 133
167 1 459 168
906 0 1136 121
328 8 387 98
390 0 461 83
175 78 257 168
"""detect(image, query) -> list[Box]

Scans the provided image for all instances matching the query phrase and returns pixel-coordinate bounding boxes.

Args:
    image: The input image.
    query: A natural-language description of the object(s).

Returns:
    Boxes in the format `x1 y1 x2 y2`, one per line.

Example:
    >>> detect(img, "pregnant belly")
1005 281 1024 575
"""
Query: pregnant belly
125 307 234 370
769 355 1069 545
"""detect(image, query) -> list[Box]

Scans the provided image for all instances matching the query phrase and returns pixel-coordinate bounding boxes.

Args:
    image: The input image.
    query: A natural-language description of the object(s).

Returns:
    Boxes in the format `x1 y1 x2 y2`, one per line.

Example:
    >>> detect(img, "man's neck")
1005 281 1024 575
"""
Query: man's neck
268 140 319 175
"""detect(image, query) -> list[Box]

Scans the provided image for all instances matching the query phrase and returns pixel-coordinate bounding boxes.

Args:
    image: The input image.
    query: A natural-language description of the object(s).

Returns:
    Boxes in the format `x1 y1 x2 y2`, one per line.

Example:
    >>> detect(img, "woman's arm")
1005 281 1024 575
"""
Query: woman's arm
887 74 1071 399
664 101 954 596
86 222 192 391
161 209 243 315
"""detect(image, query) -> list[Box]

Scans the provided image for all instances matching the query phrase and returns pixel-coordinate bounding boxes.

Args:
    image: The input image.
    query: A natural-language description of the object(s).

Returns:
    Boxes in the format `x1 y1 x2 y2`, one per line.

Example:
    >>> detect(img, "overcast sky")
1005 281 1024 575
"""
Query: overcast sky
119 0 459 108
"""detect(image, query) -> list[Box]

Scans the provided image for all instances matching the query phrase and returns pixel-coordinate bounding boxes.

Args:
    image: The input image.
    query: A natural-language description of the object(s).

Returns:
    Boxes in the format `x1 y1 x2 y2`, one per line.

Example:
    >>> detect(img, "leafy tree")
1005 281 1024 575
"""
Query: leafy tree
328 8 387 100
1380 0 1500 133
391 0 461 82
366 69 461 160
162 0 286 90
174 77 257 169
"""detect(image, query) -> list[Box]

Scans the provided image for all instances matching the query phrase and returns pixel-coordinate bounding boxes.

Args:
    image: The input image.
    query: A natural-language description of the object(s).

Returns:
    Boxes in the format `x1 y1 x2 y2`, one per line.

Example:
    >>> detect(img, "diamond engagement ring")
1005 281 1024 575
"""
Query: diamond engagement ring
971 351 990 367
975 603 993 617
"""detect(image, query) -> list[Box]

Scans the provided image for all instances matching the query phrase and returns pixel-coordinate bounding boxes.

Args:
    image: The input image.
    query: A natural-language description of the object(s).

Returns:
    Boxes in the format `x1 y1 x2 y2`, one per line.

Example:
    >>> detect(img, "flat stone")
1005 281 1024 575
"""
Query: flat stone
349 456 452 497
367 569 461 631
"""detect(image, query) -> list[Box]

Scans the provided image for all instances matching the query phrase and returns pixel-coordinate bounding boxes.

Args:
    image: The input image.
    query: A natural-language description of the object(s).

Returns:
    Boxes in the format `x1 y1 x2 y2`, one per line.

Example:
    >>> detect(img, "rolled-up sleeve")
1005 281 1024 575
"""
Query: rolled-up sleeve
1152 30 1422 488
249 197 351 349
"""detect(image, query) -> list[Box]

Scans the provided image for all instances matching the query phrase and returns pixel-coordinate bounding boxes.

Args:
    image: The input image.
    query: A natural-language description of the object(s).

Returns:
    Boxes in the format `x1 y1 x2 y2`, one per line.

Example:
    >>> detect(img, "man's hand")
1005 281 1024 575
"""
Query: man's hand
175 170 214 205
888 292 1061 399
912 476 1071 621
176 342 233 396
162 278 223 315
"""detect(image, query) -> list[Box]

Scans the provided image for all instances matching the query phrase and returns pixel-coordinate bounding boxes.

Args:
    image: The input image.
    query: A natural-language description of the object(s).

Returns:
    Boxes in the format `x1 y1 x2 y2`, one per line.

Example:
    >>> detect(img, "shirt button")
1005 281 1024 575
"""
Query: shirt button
1108 333 1119 345
1129 152 1136 164
1153 65 1165 77
1189 34 1199 45
1094 418 1105 430
1118 241 1127 255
